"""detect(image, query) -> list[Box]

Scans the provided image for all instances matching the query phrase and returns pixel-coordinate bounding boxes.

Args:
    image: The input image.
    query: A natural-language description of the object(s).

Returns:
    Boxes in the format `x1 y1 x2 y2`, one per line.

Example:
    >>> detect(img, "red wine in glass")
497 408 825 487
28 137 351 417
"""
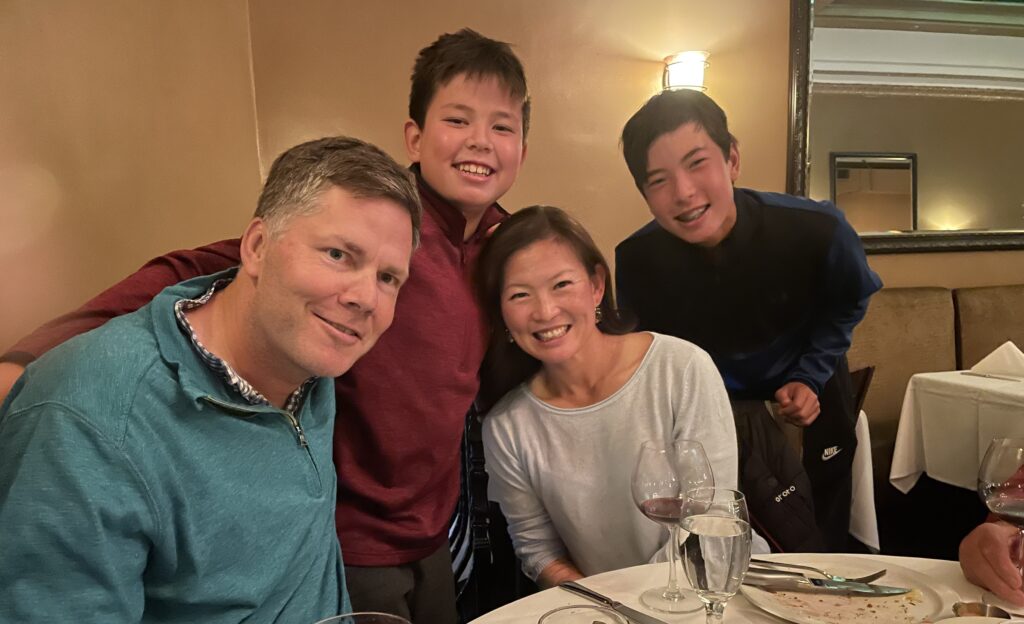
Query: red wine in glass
640 497 685 525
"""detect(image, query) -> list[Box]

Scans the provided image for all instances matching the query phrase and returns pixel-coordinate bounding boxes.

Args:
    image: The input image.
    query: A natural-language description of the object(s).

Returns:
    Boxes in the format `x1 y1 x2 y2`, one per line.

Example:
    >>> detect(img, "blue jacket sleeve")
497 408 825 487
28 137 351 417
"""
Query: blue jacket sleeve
0 404 156 622
785 212 882 395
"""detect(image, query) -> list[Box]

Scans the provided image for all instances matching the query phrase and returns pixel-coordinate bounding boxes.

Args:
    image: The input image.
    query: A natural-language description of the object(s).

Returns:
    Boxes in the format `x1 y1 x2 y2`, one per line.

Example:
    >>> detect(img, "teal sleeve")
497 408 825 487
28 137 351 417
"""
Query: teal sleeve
0 405 156 622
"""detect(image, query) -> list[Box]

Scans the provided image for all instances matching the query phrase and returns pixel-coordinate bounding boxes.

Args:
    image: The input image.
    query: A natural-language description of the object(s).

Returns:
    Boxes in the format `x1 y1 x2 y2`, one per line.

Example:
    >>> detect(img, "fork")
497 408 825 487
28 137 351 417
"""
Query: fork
750 558 887 583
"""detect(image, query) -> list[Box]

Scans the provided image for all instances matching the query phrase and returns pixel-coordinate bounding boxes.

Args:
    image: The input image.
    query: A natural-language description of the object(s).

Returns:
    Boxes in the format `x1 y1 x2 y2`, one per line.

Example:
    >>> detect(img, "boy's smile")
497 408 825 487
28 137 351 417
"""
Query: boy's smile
642 122 740 247
405 74 527 232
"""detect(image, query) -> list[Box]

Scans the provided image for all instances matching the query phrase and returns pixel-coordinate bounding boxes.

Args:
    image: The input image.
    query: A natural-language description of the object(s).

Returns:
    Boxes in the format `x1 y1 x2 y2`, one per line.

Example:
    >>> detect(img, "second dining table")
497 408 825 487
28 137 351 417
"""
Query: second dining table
890 370 1024 494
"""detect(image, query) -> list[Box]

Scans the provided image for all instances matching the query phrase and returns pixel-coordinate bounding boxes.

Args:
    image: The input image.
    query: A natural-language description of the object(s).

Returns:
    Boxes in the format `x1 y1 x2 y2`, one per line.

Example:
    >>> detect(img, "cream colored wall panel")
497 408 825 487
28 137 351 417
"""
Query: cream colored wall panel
0 0 261 351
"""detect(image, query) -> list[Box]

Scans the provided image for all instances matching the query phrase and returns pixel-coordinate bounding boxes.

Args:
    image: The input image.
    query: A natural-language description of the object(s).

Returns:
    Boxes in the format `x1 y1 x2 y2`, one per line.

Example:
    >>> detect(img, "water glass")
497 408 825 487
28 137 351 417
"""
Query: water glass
680 487 751 623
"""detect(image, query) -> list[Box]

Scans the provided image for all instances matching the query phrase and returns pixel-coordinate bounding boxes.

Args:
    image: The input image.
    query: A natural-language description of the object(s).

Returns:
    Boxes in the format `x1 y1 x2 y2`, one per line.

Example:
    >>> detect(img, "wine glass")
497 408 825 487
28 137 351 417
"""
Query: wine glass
978 438 1024 610
680 488 752 623
631 439 713 613
314 613 411 624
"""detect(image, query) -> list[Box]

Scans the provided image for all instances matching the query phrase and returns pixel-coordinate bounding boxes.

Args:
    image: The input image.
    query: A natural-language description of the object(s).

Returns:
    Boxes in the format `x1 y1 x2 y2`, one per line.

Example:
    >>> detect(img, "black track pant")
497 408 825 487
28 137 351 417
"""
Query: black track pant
800 355 858 552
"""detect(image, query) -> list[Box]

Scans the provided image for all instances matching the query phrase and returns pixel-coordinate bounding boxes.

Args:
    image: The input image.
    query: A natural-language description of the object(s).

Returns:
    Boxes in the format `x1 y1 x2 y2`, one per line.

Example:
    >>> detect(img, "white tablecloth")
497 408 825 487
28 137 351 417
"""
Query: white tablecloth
850 410 880 551
890 371 1024 494
469 554 977 623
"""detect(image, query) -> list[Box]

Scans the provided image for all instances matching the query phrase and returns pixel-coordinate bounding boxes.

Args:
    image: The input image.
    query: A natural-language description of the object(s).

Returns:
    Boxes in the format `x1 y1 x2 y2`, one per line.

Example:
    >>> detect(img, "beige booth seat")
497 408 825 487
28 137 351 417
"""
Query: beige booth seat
954 284 1024 369
847 287 956 483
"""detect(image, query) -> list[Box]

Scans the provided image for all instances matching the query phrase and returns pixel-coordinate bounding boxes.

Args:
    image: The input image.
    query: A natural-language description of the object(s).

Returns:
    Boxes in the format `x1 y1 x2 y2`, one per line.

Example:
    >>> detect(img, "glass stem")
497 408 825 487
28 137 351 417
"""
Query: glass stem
705 600 726 623
666 524 680 595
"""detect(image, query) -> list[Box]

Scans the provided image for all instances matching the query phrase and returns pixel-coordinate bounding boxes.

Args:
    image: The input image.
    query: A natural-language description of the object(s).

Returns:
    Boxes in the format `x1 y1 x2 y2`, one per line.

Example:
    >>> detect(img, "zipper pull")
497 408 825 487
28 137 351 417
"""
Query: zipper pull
283 411 309 448
293 422 309 448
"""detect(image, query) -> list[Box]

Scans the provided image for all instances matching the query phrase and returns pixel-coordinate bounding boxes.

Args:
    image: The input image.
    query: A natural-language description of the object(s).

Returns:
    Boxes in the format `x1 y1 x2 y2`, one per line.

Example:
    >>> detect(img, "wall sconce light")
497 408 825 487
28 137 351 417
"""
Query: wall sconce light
663 51 709 91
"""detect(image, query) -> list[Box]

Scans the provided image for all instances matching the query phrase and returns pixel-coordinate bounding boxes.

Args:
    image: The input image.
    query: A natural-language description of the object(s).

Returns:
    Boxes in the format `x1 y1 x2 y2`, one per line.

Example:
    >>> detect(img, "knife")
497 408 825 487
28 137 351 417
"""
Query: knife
742 573 910 596
961 371 1022 382
559 581 670 624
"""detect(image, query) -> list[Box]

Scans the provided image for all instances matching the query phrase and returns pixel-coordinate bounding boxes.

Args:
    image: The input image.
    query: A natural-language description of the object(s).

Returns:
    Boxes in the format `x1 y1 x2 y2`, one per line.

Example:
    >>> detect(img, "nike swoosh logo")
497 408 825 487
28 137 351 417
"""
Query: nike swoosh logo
821 446 842 461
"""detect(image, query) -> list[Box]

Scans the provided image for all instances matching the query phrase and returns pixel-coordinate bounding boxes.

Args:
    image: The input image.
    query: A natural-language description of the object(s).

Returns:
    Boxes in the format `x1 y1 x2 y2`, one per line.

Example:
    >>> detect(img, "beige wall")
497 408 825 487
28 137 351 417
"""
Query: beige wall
247 0 791 271
868 250 1024 289
2 0 1022 353
0 0 261 351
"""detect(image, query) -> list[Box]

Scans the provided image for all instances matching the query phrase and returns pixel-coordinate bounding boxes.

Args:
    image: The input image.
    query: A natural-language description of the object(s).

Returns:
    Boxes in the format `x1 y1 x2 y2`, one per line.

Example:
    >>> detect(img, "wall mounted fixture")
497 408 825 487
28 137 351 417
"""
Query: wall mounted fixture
663 51 709 91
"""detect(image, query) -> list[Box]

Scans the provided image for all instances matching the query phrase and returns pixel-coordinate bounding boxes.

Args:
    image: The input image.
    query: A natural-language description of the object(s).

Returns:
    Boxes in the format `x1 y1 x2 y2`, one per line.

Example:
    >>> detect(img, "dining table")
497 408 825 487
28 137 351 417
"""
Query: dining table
469 553 981 623
890 370 1024 494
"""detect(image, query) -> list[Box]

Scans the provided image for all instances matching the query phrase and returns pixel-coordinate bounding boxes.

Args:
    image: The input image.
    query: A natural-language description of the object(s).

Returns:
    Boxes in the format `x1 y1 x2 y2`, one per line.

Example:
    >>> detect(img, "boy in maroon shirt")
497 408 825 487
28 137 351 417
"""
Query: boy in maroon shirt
0 28 528 623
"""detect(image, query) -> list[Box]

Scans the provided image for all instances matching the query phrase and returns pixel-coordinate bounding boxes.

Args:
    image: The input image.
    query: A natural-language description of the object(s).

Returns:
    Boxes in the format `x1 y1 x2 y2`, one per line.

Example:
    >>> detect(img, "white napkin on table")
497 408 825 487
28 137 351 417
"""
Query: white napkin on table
971 341 1024 377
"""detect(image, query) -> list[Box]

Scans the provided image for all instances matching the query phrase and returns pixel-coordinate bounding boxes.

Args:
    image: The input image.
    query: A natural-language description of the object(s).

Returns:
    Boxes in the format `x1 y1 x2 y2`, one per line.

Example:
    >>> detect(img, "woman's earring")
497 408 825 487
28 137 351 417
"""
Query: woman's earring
595 305 603 324
505 328 515 343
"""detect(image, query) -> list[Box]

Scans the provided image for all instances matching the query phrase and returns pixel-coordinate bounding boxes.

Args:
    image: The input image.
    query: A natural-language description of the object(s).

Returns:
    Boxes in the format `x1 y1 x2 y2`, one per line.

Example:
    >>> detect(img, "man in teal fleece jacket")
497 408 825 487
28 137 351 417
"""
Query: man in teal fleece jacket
0 136 422 623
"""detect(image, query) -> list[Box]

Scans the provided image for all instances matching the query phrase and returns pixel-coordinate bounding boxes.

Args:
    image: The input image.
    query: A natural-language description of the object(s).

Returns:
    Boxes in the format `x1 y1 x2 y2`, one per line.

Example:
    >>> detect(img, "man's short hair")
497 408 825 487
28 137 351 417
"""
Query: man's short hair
408 28 531 139
255 136 422 247
621 90 738 193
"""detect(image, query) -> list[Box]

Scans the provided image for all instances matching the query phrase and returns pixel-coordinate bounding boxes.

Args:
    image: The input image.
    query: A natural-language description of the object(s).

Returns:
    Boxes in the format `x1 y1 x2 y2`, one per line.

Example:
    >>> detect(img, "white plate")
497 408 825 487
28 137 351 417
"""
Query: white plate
740 554 959 624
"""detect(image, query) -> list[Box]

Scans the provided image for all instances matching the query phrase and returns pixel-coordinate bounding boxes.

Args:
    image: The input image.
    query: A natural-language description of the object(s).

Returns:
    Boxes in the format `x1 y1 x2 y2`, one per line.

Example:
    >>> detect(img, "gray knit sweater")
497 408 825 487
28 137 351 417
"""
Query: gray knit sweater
483 332 741 580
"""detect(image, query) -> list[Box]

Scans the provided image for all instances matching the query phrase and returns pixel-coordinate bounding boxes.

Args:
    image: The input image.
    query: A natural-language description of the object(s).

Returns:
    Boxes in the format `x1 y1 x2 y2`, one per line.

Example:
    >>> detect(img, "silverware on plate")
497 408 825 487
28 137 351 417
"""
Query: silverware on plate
747 565 887 585
558 581 669 624
742 574 910 596
750 557 886 583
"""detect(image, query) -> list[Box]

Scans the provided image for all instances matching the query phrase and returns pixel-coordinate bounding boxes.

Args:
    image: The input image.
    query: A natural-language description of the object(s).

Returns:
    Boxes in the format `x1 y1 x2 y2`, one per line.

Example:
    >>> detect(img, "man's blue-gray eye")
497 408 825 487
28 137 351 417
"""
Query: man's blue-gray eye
328 248 345 261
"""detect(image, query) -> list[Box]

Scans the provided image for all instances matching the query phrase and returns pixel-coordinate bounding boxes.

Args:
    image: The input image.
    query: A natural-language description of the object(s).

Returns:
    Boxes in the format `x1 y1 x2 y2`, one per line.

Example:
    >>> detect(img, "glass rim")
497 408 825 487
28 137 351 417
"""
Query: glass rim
685 486 744 499
640 439 707 451
538 604 628 623
314 613 411 624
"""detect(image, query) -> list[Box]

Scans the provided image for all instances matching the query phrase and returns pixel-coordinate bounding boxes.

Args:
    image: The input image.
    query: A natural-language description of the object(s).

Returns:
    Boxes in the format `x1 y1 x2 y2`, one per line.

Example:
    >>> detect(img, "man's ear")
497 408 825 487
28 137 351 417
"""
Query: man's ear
239 218 270 279
404 119 423 164
728 142 741 183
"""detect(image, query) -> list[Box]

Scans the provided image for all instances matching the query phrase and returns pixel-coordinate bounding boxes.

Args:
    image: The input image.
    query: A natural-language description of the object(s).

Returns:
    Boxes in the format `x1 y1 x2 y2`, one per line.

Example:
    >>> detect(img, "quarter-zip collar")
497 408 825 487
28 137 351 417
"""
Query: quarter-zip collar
150 268 332 424
697 187 759 265
411 164 508 247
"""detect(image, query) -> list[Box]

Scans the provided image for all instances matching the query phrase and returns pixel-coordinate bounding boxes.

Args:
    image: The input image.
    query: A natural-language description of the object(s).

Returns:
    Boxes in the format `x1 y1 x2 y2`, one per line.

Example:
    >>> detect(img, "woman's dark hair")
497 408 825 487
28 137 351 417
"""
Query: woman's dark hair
474 205 634 411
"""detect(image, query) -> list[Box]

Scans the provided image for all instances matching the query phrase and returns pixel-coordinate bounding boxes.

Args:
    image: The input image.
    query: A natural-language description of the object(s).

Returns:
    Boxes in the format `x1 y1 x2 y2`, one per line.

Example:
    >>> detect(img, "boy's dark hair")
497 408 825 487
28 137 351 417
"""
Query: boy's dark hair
621 89 738 193
474 205 633 411
409 28 531 138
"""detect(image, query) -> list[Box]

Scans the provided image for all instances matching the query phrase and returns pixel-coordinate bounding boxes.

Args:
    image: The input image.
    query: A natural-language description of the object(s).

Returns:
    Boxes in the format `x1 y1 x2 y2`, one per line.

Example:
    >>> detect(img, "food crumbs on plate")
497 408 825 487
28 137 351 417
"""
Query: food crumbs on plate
746 587 930 624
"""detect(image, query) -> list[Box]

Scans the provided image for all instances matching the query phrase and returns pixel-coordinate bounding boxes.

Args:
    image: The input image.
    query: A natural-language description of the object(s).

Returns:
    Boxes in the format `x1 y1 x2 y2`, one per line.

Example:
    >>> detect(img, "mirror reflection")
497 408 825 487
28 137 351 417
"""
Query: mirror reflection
805 0 1024 235
831 153 916 233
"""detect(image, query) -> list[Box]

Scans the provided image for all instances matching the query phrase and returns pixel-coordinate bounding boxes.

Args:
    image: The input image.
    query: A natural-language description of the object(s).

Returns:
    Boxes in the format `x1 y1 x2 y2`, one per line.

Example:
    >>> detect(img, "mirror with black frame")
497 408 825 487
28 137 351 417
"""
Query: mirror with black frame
787 0 1024 253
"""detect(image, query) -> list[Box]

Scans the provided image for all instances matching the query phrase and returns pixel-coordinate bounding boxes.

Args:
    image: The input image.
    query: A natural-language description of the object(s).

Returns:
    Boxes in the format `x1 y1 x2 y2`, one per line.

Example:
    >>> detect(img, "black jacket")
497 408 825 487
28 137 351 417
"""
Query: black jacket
732 400 826 552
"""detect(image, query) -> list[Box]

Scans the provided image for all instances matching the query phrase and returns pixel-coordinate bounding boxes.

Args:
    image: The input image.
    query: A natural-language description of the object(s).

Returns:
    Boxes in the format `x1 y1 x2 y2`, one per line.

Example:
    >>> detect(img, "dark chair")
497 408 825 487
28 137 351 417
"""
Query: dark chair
850 366 875 415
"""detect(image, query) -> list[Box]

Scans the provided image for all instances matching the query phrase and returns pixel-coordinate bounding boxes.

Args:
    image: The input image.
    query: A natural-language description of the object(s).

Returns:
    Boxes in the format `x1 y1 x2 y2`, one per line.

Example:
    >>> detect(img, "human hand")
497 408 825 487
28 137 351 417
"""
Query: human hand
960 521 1024 606
536 557 584 589
774 381 820 427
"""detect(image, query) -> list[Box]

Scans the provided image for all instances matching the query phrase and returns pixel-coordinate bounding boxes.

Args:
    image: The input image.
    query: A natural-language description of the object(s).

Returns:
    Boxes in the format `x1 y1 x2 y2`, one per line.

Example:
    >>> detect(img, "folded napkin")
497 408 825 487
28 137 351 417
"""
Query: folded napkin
971 341 1024 377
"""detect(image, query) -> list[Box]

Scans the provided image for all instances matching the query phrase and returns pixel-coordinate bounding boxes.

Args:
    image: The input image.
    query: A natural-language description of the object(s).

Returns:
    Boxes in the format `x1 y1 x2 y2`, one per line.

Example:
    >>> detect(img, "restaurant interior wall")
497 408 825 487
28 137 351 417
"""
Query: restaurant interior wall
3 0 1023 353
245 0 791 276
0 0 261 351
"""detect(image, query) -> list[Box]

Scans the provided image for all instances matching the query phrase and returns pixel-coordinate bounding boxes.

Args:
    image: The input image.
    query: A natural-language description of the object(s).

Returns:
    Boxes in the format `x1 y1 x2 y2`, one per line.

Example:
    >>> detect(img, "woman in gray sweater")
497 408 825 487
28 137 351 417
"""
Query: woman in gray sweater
475 206 744 588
